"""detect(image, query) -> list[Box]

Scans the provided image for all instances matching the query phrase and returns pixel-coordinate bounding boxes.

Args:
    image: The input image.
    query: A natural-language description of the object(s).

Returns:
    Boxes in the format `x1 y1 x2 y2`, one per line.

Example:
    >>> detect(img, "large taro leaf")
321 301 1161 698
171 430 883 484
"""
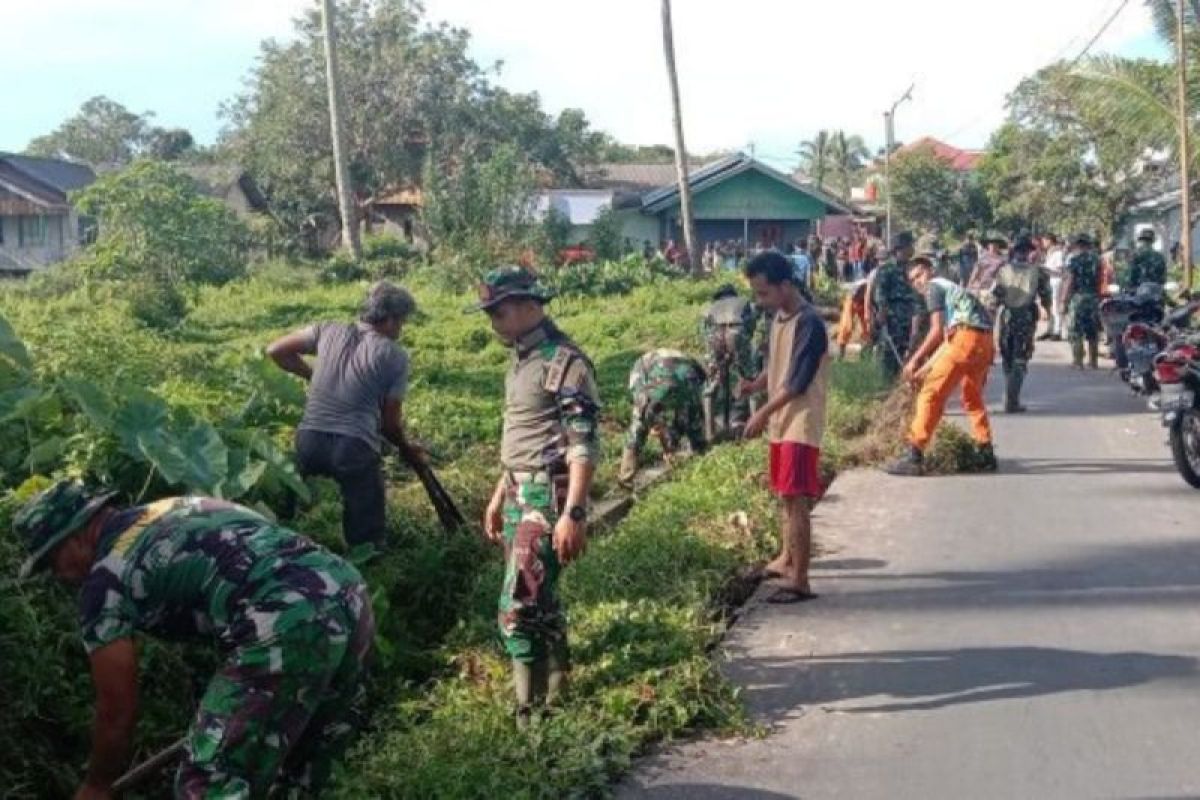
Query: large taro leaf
25 436 67 471
136 418 229 497
219 447 267 500
113 389 170 459
0 387 44 424
249 432 310 502
0 314 32 374
59 377 116 431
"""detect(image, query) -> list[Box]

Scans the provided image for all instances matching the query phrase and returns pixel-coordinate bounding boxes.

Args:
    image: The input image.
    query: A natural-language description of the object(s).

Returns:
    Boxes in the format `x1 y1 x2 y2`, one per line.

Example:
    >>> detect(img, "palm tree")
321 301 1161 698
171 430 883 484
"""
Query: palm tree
828 131 871 201
796 131 832 189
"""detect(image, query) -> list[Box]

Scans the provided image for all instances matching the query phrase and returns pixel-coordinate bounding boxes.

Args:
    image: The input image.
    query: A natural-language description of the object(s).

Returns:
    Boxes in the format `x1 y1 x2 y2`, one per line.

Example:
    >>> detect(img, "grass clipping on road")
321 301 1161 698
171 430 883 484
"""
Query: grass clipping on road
844 380 980 474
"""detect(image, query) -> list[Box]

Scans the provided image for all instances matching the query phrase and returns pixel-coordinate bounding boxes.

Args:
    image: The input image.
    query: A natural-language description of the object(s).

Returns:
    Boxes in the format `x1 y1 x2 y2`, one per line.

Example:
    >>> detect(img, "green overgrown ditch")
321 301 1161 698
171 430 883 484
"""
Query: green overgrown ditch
0 260 923 797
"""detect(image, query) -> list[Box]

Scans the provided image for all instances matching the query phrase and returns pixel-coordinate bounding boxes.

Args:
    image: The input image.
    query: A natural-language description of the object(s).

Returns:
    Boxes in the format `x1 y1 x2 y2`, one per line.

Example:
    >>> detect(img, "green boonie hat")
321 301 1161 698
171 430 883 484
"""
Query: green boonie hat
1137 228 1157 242
13 480 116 580
465 265 555 313
1073 232 1093 247
981 230 1009 247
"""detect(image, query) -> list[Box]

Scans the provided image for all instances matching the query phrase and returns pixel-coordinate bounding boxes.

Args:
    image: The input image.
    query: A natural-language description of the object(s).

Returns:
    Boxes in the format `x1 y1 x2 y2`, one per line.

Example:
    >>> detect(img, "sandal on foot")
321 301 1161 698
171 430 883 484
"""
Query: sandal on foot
765 587 819 604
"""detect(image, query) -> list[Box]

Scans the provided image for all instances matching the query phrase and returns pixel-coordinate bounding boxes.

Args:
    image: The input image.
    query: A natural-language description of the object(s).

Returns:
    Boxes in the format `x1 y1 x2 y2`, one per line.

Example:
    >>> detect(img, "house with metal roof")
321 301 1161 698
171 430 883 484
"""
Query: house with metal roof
0 153 96 274
536 152 855 250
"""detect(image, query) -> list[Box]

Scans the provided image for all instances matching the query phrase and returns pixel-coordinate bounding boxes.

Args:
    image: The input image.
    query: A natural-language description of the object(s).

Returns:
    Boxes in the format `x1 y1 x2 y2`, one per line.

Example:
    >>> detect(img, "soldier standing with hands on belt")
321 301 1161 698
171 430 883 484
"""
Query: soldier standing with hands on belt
469 266 601 728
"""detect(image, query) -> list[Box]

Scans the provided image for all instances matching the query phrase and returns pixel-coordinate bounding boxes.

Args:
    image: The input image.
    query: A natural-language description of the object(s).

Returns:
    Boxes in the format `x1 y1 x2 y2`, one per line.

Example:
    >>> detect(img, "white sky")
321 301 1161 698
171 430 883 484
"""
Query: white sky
3 0 1168 170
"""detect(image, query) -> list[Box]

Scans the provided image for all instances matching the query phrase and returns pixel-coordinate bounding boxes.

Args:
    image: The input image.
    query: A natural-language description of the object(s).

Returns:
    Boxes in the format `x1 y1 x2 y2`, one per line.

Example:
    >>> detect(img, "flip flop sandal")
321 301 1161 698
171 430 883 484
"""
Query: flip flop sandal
765 587 819 604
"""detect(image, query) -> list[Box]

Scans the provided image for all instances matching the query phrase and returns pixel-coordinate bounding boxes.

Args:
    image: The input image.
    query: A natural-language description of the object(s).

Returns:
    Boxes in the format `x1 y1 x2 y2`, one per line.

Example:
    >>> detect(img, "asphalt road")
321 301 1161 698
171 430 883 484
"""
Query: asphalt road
619 342 1200 800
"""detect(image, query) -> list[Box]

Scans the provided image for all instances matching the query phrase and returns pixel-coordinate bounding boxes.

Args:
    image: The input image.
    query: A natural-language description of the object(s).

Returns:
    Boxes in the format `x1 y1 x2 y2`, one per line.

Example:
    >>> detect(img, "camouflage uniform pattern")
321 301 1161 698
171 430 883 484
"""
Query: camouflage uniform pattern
701 296 757 437
993 261 1053 408
1066 251 1103 344
870 259 920 381
625 349 708 456
76 497 373 796
1128 245 1168 288
498 320 600 663
498 475 568 665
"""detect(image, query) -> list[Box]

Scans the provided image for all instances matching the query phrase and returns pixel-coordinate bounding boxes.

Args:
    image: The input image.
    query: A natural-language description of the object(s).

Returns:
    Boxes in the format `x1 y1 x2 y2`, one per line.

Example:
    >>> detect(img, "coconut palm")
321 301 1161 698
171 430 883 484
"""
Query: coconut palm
797 131 832 189
828 131 871 201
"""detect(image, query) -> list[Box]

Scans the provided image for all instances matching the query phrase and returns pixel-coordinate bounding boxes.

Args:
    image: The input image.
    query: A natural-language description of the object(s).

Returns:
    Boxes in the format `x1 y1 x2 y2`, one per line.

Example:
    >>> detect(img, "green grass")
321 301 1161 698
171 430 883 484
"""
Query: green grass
0 264 885 798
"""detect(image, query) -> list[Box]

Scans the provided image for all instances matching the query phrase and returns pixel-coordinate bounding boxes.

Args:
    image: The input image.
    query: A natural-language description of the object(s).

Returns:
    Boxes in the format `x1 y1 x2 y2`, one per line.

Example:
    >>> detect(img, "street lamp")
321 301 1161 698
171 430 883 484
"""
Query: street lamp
884 84 914 243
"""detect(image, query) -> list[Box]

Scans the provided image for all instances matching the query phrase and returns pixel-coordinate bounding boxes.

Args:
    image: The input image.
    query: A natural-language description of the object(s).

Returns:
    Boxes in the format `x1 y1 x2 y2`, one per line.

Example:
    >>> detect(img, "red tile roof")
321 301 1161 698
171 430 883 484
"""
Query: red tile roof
896 136 985 172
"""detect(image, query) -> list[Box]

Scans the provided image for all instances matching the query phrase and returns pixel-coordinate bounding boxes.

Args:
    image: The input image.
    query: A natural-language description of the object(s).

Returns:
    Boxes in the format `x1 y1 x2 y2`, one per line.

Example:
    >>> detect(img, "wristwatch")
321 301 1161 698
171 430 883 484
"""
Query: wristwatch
567 504 587 523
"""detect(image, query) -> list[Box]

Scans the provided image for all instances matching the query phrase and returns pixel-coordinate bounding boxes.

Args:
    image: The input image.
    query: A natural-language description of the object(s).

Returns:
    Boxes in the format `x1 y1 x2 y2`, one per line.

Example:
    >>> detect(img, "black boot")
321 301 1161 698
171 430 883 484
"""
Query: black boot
975 443 998 473
1004 366 1027 413
884 445 924 476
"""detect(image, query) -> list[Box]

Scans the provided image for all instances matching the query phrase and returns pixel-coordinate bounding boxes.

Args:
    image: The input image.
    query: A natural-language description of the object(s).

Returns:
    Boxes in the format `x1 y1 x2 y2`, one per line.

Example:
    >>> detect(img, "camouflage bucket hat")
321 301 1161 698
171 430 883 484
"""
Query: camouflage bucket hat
465 265 555 313
1137 228 1157 242
13 480 116 580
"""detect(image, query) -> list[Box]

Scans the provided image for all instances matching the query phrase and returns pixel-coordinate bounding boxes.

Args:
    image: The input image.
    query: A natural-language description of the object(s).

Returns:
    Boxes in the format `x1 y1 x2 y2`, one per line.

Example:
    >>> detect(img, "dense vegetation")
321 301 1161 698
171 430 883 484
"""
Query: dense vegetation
0 256 890 797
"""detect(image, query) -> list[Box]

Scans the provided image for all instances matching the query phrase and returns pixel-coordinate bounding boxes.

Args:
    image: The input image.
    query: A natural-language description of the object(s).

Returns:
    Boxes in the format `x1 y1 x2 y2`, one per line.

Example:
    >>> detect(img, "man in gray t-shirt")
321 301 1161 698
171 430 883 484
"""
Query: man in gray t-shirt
268 281 422 549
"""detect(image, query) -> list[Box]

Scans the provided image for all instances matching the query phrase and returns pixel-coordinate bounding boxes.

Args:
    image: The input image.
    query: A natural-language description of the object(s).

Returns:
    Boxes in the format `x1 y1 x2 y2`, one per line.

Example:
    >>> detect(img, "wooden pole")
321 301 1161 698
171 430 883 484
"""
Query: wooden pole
1178 0 1194 288
661 0 700 275
321 0 362 261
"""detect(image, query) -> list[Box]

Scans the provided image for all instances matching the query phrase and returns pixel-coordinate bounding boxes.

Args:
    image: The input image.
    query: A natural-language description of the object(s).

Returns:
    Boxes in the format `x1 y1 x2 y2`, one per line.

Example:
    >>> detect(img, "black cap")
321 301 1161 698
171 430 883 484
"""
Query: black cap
1072 232 1093 247
1137 229 1156 242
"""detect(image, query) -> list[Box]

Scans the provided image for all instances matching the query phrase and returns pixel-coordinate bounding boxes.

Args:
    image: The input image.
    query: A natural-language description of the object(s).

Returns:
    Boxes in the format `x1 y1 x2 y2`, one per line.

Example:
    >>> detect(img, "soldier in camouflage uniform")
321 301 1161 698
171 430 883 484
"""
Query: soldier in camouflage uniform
868 231 921 382
992 234 1054 412
1128 229 1169 292
700 284 758 442
1063 233 1103 369
12 480 374 797
470 266 600 727
619 348 708 485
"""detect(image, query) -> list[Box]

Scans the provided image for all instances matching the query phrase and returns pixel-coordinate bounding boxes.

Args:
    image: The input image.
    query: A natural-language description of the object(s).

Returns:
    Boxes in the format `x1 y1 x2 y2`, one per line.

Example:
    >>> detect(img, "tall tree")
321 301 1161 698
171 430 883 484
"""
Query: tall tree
828 131 870 200
320 0 362 259
661 0 700 275
796 131 832 189
26 96 152 165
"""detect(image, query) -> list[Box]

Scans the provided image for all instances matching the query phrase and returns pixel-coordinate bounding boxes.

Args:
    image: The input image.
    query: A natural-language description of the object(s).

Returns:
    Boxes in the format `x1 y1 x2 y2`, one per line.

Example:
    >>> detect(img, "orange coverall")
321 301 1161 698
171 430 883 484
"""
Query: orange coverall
909 327 995 450
835 282 869 348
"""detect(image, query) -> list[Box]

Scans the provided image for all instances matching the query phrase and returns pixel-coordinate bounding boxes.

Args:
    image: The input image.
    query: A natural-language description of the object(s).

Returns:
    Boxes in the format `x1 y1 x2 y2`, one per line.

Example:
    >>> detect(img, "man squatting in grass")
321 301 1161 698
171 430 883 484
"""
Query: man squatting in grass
469 266 600 727
885 254 998 477
12 480 373 798
267 281 427 553
739 251 831 603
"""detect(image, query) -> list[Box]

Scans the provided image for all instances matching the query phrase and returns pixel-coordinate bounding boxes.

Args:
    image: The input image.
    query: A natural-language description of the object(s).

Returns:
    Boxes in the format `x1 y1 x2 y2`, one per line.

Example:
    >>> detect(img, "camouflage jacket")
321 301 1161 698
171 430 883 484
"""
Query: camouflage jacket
628 349 706 421
78 497 364 654
1128 246 1168 288
870 259 919 329
701 296 757 379
1066 252 1102 299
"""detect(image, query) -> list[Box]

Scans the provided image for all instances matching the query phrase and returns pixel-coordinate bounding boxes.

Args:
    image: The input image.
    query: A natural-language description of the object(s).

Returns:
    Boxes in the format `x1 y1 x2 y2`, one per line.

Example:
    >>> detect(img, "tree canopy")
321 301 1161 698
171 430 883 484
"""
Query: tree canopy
26 96 196 165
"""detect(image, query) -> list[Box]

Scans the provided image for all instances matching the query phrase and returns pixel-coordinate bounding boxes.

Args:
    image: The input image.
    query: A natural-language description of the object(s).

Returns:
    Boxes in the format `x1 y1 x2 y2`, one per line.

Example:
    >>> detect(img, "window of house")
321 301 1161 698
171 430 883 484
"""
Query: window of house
18 215 48 248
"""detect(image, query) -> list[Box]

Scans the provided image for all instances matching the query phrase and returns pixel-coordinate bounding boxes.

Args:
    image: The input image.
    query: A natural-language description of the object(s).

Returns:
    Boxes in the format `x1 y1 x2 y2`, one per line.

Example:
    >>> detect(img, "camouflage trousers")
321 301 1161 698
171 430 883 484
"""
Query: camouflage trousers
626 395 707 455
701 362 751 439
998 306 1038 370
874 320 912 382
498 474 568 665
176 584 375 798
1068 294 1101 341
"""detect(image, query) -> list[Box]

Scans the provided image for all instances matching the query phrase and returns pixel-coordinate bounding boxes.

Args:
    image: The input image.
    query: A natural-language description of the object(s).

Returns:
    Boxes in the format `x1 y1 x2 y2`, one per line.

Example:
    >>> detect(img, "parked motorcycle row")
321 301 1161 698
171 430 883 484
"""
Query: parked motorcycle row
1099 283 1200 489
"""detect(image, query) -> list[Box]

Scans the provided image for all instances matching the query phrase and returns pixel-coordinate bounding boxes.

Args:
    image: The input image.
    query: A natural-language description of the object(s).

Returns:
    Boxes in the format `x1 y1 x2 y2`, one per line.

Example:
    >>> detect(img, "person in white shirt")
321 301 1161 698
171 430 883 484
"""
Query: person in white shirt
1038 233 1067 341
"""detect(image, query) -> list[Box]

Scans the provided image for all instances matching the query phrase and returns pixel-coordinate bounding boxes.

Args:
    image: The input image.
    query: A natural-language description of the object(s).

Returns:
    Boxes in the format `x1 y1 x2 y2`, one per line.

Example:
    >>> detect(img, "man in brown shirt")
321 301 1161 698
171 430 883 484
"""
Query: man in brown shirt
740 251 830 603
468 265 600 726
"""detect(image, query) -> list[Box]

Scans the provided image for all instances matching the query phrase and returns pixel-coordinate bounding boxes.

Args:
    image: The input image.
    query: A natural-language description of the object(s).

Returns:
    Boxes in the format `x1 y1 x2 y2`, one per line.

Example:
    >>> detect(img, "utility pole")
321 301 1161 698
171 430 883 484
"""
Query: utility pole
321 0 362 260
1178 0 1194 288
883 84 914 243
661 0 700 275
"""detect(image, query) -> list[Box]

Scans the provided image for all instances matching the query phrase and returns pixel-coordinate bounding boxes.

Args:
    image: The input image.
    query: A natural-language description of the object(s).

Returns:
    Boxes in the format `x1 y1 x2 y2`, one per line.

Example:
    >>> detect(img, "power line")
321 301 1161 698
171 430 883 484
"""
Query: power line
1069 0 1133 67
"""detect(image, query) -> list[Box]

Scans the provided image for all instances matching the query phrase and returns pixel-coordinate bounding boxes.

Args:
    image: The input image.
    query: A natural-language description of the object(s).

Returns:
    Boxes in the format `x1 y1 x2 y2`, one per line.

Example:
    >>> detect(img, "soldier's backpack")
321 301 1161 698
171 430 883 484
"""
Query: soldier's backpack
994 263 1040 310
705 296 750 367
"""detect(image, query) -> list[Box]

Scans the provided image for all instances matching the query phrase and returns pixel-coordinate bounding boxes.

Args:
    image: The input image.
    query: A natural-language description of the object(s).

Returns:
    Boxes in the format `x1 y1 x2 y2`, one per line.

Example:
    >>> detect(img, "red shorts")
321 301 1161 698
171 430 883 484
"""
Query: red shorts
768 441 823 498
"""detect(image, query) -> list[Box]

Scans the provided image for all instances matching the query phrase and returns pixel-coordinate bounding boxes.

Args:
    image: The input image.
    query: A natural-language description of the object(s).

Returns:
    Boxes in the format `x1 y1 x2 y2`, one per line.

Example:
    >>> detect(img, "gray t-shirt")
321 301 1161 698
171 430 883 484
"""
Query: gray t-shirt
296 321 409 452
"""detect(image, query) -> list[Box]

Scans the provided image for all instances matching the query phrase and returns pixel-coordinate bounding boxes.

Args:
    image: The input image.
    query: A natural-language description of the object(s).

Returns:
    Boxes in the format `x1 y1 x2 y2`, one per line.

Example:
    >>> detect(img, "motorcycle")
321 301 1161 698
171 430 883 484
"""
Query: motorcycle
1153 336 1200 489
1123 321 1170 395
1101 284 1165 382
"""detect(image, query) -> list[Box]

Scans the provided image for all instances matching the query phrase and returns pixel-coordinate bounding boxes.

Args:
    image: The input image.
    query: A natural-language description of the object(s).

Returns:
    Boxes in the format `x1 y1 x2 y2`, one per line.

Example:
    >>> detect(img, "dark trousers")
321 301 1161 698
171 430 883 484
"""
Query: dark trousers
295 430 387 548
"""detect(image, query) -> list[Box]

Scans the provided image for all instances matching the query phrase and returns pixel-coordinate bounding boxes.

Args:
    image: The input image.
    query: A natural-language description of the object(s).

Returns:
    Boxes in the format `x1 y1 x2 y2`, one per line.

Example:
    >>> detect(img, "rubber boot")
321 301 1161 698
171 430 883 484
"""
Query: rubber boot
1005 365 1027 413
1087 338 1100 370
617 447 638 488
975 443 999 473
884 444 924 477
513 660 535 730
